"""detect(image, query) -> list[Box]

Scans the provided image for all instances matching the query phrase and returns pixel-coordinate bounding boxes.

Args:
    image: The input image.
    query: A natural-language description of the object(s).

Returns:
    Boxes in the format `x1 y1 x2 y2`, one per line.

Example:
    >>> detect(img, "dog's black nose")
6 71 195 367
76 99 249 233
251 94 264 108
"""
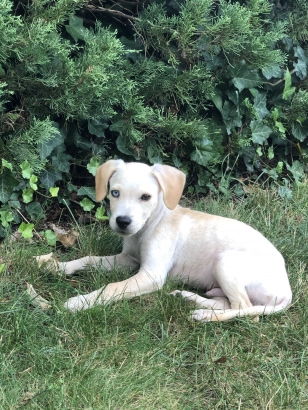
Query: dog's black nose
116 216 132 230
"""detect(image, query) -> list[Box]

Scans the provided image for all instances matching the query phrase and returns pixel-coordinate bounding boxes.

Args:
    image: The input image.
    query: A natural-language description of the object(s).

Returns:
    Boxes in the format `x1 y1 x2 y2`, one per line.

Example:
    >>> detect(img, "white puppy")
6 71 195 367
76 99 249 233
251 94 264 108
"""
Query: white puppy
59 160 292 321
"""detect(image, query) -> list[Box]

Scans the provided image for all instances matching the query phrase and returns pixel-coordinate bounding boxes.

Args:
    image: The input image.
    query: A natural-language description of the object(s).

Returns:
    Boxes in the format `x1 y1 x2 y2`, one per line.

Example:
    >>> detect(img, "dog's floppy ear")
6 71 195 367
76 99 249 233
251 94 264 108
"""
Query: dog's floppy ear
95 159 124 201
152 164 186 210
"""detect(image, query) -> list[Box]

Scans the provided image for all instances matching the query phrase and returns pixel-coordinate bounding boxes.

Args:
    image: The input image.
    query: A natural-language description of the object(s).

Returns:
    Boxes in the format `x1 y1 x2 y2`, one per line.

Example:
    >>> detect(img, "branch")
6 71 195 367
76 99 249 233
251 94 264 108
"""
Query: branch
264 69 296 87
85 4 139 21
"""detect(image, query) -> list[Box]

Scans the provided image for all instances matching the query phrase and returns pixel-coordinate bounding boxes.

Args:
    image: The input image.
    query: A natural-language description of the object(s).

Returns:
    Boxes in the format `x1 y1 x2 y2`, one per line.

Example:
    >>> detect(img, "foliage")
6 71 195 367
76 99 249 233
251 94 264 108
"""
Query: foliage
1 185 308 408
0 0 308 236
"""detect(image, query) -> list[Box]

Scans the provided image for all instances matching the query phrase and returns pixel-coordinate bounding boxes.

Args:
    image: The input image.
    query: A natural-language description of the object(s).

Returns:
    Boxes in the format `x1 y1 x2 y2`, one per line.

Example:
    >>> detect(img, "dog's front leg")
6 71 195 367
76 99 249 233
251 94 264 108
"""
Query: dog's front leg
59 252 138 275
63 268 166 312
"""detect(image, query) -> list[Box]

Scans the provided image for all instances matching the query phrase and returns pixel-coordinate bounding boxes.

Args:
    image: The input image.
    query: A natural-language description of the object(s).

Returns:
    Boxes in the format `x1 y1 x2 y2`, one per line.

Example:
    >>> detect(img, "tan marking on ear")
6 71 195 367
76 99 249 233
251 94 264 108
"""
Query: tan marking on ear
95 159 124 201
151 164 186 210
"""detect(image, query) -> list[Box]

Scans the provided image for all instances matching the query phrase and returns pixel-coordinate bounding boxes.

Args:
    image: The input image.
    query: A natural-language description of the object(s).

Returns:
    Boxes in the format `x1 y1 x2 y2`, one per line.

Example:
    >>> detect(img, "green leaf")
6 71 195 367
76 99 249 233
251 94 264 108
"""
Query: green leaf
80 198 95 212
0 172 17 203
278 180 293 200
78 187 96 202
221 101 242 134
275 121 286 135
0 210 14 227
291 122 308 142
40 169 62 190
22 188 33 204
26 202 45 220
230 62 262 93
52 151 72 173
267 146 274 160
65 15 88 42
0 263 6 273
191 147 214 167
20 160 33 179
283 69 296 100
18 222 34 239
37 126 64 160
250 120 272 144
2 159 13 171
95 206 109 220
43 229 57 246
286 160 305 182
88 118 109 137
30 174 38 190
87 158 101 176
49 187 59 197
262 64 283 80
276 162 283 174
294 45 308 80
253 91 269 120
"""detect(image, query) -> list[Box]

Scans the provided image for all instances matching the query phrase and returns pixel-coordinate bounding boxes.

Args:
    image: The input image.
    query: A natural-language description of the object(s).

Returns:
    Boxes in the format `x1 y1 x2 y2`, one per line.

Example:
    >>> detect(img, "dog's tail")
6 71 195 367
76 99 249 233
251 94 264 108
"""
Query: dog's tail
191 301 291 322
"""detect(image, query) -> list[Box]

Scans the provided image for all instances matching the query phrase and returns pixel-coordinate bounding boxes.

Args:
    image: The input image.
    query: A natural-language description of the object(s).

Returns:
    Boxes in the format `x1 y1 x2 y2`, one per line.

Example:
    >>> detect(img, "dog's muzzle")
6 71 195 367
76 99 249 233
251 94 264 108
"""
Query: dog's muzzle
116 216 132 231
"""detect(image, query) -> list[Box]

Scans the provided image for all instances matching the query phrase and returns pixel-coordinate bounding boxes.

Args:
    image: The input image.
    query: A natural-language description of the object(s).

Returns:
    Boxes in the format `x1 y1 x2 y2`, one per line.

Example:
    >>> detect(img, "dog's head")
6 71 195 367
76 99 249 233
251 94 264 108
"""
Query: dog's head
95 159 186 236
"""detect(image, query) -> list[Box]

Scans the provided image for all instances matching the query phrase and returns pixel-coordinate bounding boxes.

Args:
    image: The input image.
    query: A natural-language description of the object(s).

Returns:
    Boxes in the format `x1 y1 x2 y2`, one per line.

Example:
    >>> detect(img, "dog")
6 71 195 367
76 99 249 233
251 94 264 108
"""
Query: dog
57 159 292 321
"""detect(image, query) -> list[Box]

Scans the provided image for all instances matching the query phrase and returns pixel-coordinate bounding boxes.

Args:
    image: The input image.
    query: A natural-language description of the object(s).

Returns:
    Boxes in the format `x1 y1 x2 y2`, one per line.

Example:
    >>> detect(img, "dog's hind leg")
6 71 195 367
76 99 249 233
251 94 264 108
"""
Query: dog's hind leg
170 290 230 310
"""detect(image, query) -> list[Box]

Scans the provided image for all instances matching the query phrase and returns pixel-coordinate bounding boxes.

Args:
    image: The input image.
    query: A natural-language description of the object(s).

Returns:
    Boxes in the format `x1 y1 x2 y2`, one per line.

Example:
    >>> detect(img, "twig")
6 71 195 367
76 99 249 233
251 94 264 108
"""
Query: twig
264 68 296 87
85 4 139 21
13 208 44 240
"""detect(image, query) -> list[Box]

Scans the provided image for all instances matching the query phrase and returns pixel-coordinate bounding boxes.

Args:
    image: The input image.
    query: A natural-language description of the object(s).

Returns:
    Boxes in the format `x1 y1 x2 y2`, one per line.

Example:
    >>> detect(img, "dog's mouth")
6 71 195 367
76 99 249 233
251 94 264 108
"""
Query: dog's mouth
115 229 134 237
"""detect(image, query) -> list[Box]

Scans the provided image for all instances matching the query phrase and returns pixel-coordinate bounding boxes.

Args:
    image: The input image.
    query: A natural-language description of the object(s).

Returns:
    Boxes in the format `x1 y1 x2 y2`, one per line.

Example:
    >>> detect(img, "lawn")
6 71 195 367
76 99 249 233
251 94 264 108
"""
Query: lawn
1 184 308 409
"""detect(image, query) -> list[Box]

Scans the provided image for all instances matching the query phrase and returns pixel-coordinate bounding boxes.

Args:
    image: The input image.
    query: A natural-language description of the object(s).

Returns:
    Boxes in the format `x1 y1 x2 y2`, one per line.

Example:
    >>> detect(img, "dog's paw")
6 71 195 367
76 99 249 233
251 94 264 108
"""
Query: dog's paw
35 252 59 272
63 295 94 312
170 290 183 297
190 309 216 322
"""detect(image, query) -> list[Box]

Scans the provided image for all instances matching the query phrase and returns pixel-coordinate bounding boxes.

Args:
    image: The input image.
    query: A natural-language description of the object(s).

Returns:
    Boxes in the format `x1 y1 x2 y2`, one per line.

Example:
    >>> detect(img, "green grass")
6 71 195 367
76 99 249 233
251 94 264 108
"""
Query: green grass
1 184 308 409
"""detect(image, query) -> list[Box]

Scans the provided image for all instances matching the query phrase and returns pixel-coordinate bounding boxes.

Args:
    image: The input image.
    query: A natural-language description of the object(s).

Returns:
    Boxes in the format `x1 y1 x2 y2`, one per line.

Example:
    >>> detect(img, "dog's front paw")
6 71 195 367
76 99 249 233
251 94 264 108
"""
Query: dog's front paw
35 253 59 272
190 309 215 322
64 295 94 312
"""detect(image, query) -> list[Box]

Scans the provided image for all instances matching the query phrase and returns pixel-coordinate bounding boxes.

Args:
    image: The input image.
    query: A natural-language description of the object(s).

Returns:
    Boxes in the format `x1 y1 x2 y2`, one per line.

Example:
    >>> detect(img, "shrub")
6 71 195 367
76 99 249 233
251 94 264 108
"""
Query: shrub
0 0 308 237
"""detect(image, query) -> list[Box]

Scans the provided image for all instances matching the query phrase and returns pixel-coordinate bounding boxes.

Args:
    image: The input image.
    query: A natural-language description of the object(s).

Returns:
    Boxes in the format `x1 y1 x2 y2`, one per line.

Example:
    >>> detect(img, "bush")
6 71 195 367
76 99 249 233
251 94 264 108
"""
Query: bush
1 0 308 237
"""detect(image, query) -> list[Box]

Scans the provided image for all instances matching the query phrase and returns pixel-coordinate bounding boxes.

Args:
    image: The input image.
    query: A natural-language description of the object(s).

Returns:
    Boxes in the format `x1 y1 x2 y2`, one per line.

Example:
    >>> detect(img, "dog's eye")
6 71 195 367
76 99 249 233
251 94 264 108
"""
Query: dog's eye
111 190 120 198
141 194 151 201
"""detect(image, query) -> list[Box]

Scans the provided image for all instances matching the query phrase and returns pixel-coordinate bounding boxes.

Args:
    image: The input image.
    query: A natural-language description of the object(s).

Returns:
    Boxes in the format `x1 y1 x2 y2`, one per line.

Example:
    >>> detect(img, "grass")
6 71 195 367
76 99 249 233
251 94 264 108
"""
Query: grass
1 183 308 409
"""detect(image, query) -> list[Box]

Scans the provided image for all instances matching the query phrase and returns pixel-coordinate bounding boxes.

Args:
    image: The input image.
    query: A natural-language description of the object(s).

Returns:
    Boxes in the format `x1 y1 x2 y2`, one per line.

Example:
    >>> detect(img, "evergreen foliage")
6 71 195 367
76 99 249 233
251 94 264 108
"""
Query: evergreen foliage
0 0 308 236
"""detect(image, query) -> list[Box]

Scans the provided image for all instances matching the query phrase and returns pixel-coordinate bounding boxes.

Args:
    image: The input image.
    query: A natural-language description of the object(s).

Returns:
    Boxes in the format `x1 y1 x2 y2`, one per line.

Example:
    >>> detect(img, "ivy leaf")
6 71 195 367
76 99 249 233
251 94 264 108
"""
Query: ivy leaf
95 206 109 220
43 229 57 246
78 187 96 201
293 45 308 80
250 120 272 144
253 91 269 120
291 122 308 142
52 151 72 173
2 159 13 171
87 157 101 176
22 188 33 204
0 172 17 203
0 210 14 227
20 160 33 179
88 118 109 137
116 135 137 157
283 69 296 100
286 160 305 182
65 15 88 42
18 222 34 239
230 62 262 92
262 64 283 80
221 101 242 134
40 169 62 189
30 174 38 190
26 202 45 220
37 126 64 160
49 187 59 197
80 198 95 211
